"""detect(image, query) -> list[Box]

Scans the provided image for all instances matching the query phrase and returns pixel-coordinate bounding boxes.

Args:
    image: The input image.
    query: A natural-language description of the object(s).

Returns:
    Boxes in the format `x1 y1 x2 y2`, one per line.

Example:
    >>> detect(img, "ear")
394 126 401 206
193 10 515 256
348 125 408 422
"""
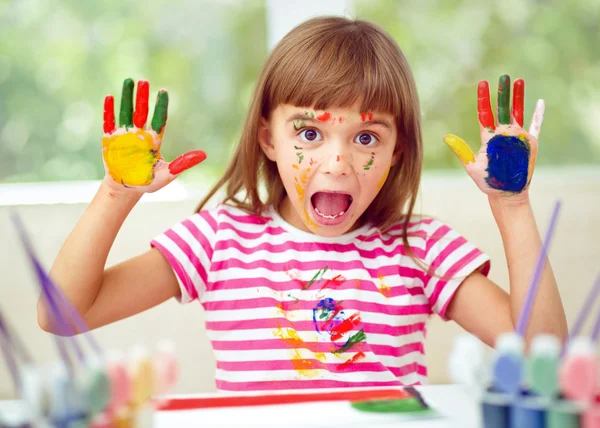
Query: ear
258 117 276 161
391 144 403 166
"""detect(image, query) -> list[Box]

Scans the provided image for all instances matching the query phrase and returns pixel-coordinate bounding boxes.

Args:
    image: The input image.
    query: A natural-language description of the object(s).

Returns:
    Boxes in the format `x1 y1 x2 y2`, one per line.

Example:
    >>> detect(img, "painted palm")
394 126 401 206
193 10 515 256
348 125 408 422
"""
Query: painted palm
443 75 545 197
102 79 206 192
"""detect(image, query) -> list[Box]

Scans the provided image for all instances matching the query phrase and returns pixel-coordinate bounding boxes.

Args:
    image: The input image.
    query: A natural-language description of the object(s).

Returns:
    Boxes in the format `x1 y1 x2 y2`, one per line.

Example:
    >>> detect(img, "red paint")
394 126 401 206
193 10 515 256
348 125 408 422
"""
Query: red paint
477 81 495 130
512 79 525 127
168 150 207 175
339 117 342 123
103 95 115 134
155 388 411 411
317 112 331 122
360 112 373 122
330 313 361 341
309 158 315 166
338 352 366 371
336 155 341 162
133 80 150 128
319 274 345 291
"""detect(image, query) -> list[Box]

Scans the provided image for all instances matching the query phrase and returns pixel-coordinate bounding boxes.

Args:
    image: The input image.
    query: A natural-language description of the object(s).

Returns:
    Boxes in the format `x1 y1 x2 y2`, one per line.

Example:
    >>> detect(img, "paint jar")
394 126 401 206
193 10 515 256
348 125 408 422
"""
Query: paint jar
546 399 583 428
510 395 547 428
481 391 512 428
583 403 600 428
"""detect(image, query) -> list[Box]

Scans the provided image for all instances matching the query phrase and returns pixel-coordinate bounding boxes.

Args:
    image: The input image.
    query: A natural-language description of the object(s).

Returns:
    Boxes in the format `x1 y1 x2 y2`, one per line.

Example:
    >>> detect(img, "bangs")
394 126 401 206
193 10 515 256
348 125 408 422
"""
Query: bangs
262 19 412 120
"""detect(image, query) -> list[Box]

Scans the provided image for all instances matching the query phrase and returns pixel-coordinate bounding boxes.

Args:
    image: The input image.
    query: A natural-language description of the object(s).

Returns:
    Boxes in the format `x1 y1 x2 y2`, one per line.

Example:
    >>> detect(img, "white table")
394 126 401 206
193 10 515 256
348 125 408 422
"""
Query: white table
153 385 482 428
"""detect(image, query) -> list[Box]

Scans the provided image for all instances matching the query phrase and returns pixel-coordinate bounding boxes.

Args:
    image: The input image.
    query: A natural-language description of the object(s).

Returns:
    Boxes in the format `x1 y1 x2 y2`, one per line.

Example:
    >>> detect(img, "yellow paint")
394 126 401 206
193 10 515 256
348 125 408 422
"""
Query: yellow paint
376 165 391 191
102 130 161 186
517 133 528 143
273 327 320 378
130 356 155 407
314 352 326 362
292 164 299 169
443 134 475 165
113 407 134 428
378 273 391 298
295 178 305 201
303 207 319 229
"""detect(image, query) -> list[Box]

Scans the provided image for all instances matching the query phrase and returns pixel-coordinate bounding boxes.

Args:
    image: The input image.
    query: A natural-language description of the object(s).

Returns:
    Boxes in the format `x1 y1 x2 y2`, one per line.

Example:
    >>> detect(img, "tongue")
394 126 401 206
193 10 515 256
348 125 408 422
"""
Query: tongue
312 192 350 216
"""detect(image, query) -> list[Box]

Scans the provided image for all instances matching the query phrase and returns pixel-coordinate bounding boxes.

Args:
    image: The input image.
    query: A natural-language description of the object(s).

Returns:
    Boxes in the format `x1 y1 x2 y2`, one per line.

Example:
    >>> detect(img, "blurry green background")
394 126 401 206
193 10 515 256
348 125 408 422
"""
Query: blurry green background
0 0 598 184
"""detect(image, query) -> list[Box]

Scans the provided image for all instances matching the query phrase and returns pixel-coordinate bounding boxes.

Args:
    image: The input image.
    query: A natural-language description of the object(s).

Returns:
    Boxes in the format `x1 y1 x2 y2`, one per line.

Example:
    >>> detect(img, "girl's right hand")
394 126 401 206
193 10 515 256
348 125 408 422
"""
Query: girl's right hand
102 78 206 194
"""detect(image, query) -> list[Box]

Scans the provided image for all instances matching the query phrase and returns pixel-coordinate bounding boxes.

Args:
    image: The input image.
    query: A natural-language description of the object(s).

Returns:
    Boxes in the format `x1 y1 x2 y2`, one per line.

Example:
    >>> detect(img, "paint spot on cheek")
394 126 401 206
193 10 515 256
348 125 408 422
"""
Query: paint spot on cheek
485 134 530 193
336 155 340 162
376 165 391 191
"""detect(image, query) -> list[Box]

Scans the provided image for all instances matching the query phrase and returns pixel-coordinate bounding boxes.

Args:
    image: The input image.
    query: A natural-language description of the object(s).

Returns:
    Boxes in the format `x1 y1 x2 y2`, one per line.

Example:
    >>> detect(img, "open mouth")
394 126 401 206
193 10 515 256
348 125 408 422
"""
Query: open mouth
310 191 353 224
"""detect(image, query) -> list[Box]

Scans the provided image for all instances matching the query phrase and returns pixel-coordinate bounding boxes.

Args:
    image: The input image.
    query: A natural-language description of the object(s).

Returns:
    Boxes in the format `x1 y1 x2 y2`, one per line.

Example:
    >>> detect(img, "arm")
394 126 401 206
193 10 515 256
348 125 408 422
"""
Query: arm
443 75 567 346
446 197 568 347
38 180 180 334
38 79 206 334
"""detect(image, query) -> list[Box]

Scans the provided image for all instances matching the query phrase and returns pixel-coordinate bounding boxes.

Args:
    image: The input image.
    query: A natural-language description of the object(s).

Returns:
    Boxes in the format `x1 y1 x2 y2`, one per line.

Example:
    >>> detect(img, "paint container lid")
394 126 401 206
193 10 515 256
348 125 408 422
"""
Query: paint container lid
565 336 595 356
528 334 561 398
19 364 47 418
495 332 524 355
0 400 32 426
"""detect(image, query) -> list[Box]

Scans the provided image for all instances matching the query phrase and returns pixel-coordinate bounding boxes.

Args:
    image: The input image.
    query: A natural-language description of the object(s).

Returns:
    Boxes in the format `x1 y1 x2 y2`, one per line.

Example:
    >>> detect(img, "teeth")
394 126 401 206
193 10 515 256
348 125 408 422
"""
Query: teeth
314 208 347 219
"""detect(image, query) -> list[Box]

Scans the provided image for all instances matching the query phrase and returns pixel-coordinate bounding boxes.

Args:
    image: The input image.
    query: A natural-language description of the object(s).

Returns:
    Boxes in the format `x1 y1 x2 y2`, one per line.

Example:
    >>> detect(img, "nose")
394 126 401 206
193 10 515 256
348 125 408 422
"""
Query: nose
321 140 353 177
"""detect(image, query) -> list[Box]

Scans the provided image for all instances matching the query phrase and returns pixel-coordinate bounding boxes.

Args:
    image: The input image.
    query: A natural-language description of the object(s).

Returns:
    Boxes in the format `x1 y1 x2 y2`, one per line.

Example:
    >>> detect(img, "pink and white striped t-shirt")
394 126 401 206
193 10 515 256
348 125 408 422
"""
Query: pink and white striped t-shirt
150 204 490 392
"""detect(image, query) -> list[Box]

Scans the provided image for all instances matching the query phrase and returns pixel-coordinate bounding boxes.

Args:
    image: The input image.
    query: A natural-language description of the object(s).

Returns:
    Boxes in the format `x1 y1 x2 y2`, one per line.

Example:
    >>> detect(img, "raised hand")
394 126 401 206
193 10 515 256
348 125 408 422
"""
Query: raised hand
443 75 545 199
102 79 206 193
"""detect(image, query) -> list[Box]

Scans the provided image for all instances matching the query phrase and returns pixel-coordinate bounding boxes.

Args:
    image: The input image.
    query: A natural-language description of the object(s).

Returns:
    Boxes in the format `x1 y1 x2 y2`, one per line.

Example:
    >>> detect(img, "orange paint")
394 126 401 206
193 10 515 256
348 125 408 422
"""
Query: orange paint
378 273 391 297
292 164 299 169
273 327 320 378
360 112 373 122
336 155 340 162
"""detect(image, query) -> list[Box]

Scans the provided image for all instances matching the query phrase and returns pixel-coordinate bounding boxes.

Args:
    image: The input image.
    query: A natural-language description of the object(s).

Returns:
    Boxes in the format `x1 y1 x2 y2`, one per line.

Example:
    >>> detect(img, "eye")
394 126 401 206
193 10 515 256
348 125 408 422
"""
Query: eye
299 128 323 143
354 132 377 147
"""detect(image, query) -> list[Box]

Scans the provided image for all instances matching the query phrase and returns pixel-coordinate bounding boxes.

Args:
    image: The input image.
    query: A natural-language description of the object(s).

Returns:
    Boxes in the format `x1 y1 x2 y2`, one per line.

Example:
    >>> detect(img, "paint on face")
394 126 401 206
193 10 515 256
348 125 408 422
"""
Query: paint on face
360 112 374 122
317 112 331 122
376 165 391 191
363 153 375 170
336 155 341 162
102 130 160 186
293 120 306 131
294 146 304 164
294 168 311 201
378 273 391 298
309 158 316 166
304 111 315 119
485 134 530 193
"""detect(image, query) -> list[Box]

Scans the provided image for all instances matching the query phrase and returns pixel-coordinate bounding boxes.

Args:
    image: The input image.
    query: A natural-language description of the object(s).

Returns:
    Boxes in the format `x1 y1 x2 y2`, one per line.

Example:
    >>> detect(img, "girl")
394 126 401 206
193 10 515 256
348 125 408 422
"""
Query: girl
40 17 567 391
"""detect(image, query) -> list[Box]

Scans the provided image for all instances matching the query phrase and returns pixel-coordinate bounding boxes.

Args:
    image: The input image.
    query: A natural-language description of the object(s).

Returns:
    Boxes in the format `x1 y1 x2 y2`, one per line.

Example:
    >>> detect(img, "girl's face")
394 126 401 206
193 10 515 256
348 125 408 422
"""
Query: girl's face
259 102 399 237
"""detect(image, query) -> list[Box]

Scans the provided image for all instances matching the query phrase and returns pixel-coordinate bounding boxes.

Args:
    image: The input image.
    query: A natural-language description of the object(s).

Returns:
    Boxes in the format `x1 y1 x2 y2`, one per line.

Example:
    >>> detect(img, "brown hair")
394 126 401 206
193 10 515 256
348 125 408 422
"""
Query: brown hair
197 16 423 250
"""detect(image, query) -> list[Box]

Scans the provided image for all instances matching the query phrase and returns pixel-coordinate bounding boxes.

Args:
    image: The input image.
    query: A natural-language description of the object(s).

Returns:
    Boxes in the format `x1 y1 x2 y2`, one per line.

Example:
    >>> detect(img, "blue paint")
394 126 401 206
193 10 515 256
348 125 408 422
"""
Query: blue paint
492 353 523 395
485 135 530 193
312 298 341 334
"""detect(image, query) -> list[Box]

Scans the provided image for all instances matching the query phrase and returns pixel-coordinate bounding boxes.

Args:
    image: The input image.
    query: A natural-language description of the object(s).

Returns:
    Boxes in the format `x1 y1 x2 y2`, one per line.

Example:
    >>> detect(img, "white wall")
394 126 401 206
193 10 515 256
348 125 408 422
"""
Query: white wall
0 167 599 398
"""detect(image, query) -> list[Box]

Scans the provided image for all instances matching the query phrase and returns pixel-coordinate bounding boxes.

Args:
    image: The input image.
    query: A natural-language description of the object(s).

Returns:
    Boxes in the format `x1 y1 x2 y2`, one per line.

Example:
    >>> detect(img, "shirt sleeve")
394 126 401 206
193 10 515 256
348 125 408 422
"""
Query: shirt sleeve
420 219 491 319
150 208 218 304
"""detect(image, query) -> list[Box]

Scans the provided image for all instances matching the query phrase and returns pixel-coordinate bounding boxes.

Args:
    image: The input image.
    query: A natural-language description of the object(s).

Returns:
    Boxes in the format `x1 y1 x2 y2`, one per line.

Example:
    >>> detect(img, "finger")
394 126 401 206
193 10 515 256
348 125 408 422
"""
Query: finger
512 78 525 128
168 150 207 175
443 134 475 165
103 95 115 134
477 81 495 132
497 74 511 125
528 99 545 139
151 90 169 134
133 80 150 129
119 78 134 129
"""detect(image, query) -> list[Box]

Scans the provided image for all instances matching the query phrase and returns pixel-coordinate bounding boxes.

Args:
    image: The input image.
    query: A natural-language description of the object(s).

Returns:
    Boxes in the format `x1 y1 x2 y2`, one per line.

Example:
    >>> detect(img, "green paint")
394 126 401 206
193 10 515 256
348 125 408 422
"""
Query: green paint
287 293 299 301
302 266 328 290
293 121 306 131
363 155 374 170
332 329 366 354
296 152 304 164
527 353 560 398
498 74 511 125
151 90 169 133
487 127 495 134
351 397 431 414
119 78 134 128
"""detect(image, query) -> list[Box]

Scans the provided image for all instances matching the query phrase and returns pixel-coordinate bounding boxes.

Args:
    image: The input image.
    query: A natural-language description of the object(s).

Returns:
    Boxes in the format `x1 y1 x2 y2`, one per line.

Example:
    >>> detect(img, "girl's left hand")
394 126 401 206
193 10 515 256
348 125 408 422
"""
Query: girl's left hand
443 75 545 201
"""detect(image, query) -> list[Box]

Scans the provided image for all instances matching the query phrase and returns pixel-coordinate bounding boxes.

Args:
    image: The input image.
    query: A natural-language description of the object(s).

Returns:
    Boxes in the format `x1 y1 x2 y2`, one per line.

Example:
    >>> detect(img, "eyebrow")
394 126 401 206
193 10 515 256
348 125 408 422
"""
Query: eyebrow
286 113 393 130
